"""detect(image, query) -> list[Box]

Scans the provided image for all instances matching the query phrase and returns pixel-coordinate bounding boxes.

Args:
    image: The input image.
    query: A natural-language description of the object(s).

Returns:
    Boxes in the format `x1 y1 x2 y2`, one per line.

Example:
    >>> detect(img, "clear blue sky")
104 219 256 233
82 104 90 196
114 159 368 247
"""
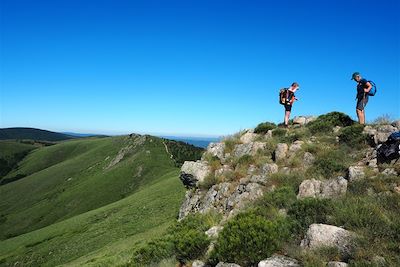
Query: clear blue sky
1 0 399 137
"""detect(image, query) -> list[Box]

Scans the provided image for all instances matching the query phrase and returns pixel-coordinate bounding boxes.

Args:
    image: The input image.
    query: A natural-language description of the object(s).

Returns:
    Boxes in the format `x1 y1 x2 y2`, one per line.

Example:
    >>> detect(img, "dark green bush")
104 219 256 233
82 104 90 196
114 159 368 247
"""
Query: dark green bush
308 150 349 178
210 212 290 266
171 214 212 263
261 186 297 209
237 154 254 166
339 124 367 148
272 128 287 138
307 112 354 134
132 237 174 265
288 198 333 235
254 122 276 134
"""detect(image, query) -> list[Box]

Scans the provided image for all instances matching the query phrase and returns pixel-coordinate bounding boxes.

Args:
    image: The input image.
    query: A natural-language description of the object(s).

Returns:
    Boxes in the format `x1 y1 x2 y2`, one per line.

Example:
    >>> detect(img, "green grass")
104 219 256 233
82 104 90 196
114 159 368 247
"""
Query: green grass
0 169 185 266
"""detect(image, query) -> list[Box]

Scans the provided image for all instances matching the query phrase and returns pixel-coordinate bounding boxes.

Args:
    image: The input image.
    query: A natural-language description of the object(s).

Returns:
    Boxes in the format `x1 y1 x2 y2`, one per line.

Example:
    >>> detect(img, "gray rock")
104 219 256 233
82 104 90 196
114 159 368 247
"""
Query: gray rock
233 142 266 158
333 126 342 133
258 255 300 267
364 125 398 145
247 164 259 175
300 224 354 258
289 140 304 155
293 116 307 125
327 262 348 267
206 142 226 160
205 226 223 239
178 189 203 220
275 143 288 161
216 263 241 267
265 130 273 139
297 177 347 199
215 165 234 178
249 174 269 185
392 120 400 129
192 260 206 267
180 161 211 187
261 163 279 175
382 168 398 176
347 166 365 182
240 132 259 144
303 152 315 167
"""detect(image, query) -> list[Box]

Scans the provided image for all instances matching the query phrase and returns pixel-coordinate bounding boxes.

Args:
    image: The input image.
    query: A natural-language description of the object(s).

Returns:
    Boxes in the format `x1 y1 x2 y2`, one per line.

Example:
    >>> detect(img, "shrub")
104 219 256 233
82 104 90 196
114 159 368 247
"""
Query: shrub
132 237 174 266
272 128 287 138
210 212 290 266
288 198 333 236
254 122 276 134
339 124 367 148
261 186 297 209
307 112 354 134
307 149 349 178
171 214 212 264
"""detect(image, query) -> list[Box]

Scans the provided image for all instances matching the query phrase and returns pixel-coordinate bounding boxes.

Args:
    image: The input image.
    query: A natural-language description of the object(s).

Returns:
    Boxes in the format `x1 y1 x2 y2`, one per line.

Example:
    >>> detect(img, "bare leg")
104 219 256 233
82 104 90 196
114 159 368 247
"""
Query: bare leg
284 111 291 126
356 109 365 124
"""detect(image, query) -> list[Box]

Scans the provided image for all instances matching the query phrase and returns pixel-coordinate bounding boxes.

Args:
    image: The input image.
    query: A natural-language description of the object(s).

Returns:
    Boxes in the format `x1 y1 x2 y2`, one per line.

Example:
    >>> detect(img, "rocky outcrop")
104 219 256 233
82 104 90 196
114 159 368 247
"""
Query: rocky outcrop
297 177 347 199
301 224 355 259
180 161 211 188
363 124 398 145
258 255 300 267
292 116 316 126
347 166 365 182
206 142 226 160
240 132 259 144
234 142 266 158
303 152 315 167
274 143 288 161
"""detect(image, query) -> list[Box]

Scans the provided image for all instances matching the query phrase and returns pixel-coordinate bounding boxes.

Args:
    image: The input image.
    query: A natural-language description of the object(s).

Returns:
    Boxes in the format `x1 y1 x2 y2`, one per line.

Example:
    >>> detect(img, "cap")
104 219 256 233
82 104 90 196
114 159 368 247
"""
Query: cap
351 72 360 80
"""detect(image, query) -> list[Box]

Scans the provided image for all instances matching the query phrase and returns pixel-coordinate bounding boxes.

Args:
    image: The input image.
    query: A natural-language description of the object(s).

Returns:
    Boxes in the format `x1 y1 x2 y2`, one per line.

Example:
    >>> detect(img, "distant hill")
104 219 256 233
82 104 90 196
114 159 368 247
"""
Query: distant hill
161 135 221 148
0 128 76 141
61 132 109 138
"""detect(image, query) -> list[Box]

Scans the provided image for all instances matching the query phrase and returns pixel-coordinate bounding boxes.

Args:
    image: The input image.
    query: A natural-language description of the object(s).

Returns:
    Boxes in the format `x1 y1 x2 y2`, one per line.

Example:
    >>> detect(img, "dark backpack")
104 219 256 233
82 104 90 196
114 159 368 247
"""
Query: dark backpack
367 80 377 96
279 88 295 105
377 132 400 164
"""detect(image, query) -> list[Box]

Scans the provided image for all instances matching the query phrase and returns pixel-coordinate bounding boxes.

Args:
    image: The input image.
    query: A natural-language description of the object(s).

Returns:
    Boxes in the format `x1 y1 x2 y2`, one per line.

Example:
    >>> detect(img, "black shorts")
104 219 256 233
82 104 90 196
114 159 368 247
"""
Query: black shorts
356 96 368 111
284 104 292 112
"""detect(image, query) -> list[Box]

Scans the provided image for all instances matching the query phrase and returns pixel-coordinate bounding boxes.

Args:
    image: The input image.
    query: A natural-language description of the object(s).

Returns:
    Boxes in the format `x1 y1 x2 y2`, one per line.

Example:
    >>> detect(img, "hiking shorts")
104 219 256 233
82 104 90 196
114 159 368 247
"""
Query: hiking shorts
284 104 292 112
356 96 368 111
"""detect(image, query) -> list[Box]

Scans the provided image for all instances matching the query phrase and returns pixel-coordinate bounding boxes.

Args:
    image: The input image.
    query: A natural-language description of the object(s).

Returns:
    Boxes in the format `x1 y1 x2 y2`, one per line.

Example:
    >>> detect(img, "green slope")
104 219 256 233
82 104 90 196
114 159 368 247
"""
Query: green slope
0 127 76 141
0 134 180 239
0 169 185 266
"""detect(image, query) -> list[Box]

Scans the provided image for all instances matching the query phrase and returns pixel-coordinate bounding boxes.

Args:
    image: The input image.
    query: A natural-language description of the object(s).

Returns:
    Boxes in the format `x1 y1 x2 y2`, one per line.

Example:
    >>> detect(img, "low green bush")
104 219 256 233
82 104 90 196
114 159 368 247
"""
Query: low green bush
339 124 367 148
131 237 174 266
272 128 287 138
307 112 354 134
254 122 276 134
171 214 213 264
288 198 333 236
261 186 297 209
308 149 349 178
210 212 291 266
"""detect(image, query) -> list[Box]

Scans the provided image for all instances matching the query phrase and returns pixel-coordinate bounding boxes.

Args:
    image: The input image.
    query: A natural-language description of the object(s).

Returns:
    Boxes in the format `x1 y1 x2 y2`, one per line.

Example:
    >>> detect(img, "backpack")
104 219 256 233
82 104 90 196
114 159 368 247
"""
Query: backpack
279 88 295 105
377 131 400 164
367 80 377 96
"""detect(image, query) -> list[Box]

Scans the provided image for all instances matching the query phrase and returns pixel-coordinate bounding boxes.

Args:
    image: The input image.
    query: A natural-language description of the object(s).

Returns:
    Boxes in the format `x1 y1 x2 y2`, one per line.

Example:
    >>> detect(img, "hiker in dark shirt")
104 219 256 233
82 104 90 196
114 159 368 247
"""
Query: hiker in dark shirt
284 82 299 127
351 72 372 125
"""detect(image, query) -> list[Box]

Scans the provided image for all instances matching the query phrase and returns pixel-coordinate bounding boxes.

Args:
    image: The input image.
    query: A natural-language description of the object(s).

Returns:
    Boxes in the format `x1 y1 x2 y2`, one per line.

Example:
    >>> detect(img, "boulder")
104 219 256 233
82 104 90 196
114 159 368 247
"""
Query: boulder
289 140 304 155
258 255 300 267
205 226 223 239
293 116 316 126
300 224 354 258
347 166 365 182
234 142 266 158
192 260 206 267
274 143 288 161
261 163 279 175
265 130 273 139
240 132 259 144
333 126 342 133
249 174 269 186
364 125 398 145
392 120 400 129
216 262 241 267
180 161 210 187
297 177 347 199
327 262 348 267
206 142 225 160
303 152 315 167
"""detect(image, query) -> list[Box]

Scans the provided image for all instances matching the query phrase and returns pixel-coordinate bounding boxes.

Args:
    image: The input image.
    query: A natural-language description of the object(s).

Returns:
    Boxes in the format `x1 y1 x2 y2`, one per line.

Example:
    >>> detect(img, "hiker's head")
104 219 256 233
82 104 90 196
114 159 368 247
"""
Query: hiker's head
351 72 361 82
291 82 299 89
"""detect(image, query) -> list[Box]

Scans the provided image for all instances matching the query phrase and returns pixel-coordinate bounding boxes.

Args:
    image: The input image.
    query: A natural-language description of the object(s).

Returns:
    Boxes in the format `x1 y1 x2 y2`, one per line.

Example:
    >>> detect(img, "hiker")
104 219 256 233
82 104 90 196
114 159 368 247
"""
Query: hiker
351 72 372 125
282 82 299 127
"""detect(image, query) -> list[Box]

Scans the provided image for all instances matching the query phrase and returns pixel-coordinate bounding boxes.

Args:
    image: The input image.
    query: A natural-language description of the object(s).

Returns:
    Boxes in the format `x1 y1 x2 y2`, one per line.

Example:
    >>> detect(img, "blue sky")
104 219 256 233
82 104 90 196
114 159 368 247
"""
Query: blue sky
1 0 399 137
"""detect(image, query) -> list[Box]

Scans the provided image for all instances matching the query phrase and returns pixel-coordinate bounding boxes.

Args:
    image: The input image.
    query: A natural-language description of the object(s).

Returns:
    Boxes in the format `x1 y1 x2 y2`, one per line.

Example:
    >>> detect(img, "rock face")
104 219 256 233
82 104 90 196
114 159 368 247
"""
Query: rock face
234 142 266 158
180 161 210 188
363 124 398 145
292 116 316 126
240 132 259 144
301 224 354 258
258 255 300 267
303 152 315 167
289 140 304 155
347 166 365 182
274 143 288 161
261 163 279 175
297 177 347 199
206 142 226 160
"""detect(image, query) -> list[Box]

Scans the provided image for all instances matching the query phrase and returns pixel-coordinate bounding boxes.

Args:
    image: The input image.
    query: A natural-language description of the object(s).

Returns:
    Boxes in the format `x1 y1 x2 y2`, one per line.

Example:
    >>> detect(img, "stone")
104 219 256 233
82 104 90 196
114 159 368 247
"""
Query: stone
247 164 259 175
178 189 203 220
289 140 304 155
333 126 342 133
274 143 288 161
216 263 241 267
300 224 354 258
303 152 315 167
382 168 398 176
240 132 259 144
206 142 225 160
327 262 348 267
180 161 211 187
297 177 347 199
233 142 266 158
192 260 206 267
392 120 400 129
215 165 234 178
261 163 279 175
347 166 365 182
205 226 223 239
265 130 273 139
258 255 300 267
293 116 307 125
249 175 269 185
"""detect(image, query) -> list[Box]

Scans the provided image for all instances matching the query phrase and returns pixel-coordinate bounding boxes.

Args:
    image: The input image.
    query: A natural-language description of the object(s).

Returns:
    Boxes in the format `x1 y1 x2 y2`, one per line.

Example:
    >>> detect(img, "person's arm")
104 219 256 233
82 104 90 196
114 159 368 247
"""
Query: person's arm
364 82 372 93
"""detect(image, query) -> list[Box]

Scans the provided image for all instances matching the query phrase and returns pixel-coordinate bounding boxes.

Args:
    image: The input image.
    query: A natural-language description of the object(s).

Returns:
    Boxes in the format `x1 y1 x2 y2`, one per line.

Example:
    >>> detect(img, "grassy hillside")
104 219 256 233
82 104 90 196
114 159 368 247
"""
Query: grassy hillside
0 134 185 240
0 127 76 141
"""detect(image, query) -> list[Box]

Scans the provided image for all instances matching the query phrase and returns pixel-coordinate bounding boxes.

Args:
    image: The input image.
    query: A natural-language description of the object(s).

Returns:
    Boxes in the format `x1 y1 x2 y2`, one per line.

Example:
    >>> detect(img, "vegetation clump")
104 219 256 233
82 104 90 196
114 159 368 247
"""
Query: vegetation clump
254 122 276 134
307 111 354 134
